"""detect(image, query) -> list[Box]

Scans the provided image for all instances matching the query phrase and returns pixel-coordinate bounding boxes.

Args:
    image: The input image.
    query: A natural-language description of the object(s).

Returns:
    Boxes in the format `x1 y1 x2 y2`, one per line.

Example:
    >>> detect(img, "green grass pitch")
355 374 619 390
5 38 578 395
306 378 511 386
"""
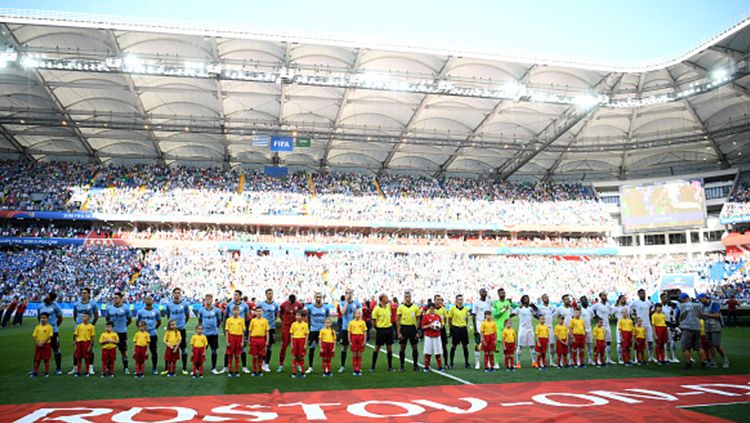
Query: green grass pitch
1 316 749 418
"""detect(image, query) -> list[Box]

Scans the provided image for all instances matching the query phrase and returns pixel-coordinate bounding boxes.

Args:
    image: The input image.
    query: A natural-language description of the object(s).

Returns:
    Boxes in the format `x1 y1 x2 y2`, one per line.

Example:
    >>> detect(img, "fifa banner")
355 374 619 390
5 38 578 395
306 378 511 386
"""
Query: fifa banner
660 273 697 295
270 135 294 152
0 237 84 247
3 375 750 422
720 214 750 224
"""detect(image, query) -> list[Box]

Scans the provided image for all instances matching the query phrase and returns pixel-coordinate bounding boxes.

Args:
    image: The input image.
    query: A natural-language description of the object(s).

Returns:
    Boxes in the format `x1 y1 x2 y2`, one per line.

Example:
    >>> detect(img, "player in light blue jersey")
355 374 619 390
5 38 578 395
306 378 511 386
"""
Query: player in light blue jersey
220 290 251 374
36 292 63 375
198 293 223 374
136 295 161 374
258 288 279 372
306 292 330 374
338 289 360 373
69 287 99 375
105 291 131 374
165 287 191 375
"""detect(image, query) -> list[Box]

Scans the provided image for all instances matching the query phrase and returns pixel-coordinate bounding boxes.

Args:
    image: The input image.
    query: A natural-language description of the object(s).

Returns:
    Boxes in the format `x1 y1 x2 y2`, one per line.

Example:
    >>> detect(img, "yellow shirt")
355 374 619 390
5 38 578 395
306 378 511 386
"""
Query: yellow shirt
447 306 470 328
501 327 516 343
618 318 634 333
651 313 666 327
397 304 420 326
372 305 392 328
348 319 366 335
249 318 269 337
32 324 53 345
99 332 119 349
133 331 150 347
634 326 646 339
191 334 208 348
225 316 246 336
320 327 337 343
700 319 705 336
535 323 549 339
570 317 586 336
164 329 182 347
554 324 569 341
434 306 448 324
290 321 309 339
480 320 497 336
593 326 606 341
74 323 95 343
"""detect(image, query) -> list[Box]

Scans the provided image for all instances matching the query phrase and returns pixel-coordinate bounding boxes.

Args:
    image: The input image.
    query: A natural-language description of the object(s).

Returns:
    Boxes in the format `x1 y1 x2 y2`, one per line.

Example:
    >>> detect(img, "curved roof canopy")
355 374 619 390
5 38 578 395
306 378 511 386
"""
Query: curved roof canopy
0 9 749 181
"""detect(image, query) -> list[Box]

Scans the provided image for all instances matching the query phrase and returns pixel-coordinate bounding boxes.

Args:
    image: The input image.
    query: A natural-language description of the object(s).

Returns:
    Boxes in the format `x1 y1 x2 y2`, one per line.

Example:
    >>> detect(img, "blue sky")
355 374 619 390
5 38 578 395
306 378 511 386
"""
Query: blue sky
4 0 750 64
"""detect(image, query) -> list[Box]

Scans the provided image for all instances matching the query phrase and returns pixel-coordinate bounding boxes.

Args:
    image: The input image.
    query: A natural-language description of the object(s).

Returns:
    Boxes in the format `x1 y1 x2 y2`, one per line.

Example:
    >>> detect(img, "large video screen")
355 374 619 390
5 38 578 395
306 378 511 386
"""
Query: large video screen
620 180 706 233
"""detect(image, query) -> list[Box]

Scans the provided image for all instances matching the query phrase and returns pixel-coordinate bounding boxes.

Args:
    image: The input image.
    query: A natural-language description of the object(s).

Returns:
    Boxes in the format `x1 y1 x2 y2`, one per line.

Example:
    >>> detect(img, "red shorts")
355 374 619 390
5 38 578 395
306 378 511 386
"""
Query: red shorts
482 334 497 352
535 338 548 354
281 326 292 345
350 334 365 353
655 326 668 344
226 334 243 355
595 339 606 353
249 337 266 357
503 342 515 356
291 338 306 357
556 340 569 356
635 338 646 352
192 346 206 364
34 343 51 361
573 334 586 350
102 347 117 363
133 345 148 362
74 341 91 360
701 335 711 352
621 331 632 349
164 347 180 363
320 341 334 358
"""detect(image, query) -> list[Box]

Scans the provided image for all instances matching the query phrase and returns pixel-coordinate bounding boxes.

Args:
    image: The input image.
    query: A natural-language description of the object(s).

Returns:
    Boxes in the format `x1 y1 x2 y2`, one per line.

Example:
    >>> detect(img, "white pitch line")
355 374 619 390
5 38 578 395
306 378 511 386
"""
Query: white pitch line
678 400 750 408
365 342 474 385
500 402 534 407
676 391 704 396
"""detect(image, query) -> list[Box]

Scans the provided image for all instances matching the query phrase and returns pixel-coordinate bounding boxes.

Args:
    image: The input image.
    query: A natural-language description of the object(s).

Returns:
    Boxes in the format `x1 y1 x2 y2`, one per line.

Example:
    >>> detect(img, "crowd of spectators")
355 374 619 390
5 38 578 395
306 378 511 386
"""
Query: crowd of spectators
0 246 152 303
0 161 612 227
0 160 92 211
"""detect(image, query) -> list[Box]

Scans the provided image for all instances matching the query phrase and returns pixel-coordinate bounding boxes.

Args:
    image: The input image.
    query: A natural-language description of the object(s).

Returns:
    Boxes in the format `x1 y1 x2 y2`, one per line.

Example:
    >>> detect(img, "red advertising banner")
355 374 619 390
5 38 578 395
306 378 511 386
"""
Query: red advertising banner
4 375 749 422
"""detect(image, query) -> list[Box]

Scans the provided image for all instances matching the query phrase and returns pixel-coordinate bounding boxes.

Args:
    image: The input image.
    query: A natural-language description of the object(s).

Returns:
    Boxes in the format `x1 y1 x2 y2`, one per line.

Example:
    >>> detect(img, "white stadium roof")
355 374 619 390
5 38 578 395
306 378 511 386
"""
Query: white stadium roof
1 9 750 180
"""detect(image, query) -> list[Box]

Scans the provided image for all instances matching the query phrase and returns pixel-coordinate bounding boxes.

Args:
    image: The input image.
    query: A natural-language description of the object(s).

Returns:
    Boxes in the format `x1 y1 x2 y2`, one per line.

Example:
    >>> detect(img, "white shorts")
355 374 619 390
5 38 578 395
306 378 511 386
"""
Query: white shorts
423 336 443 356
585 330 593 344
518 327 535 347
547 325 555 343
603 325 612 343
644 325 654 342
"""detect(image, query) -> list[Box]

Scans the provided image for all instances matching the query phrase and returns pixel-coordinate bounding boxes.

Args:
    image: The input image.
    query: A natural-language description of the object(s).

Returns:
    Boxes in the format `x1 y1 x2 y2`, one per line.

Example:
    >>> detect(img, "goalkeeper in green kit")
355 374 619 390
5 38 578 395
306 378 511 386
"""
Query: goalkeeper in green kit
492 288 515 367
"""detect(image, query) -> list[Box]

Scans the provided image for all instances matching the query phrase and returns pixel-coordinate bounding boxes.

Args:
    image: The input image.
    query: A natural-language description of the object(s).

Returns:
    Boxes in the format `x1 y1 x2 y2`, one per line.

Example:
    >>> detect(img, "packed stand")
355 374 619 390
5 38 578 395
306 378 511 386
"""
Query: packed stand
0 160 93 211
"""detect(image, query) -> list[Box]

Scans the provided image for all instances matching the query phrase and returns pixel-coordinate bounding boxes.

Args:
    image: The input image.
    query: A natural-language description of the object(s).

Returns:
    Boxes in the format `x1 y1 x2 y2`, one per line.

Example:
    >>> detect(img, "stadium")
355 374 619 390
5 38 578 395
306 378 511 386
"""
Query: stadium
1 3 750 422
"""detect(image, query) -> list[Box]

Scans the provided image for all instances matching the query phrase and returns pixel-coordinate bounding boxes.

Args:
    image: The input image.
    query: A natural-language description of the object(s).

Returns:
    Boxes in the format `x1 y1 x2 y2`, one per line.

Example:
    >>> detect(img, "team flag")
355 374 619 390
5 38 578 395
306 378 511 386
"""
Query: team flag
252 135 270 147
295 137 311 147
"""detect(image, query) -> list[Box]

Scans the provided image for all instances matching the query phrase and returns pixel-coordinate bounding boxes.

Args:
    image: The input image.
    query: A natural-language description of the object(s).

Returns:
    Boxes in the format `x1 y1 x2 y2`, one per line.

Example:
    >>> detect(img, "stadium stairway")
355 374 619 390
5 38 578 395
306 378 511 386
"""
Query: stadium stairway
372 177 385 198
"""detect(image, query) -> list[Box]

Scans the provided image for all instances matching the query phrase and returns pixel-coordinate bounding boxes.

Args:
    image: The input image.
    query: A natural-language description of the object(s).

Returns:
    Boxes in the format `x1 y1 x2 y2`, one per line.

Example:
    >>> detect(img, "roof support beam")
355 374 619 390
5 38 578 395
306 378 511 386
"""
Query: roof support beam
435 65 536 177
0 125 34 161
279 42 291 127
208 36 231 167
3 24 100 164
683 60 750 99
106 29 165 164
619 73 646 178
321 48 364 168
542 73 620 179
666 67 729 168
381 56 454 173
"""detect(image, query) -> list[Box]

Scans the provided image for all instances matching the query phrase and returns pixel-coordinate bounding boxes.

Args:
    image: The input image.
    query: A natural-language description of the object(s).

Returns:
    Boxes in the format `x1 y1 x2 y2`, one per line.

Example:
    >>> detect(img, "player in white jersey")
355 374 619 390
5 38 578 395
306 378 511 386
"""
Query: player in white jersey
471 288 493 369
630 289 654 361
612 295 630 364
591 292 617 364
578 296 595 366
555 295 574 326
515 295 538 368
659 292 680 363
536 294 557 366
